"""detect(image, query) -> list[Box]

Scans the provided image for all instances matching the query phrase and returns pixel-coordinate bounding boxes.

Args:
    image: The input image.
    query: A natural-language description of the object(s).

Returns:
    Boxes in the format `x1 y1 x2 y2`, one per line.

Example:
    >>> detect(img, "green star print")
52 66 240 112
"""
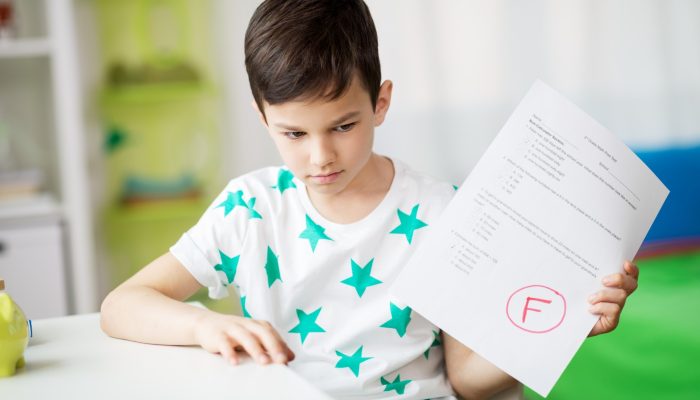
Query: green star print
289 307 326 344
273 168 297 194
264 246 282 287
240 296 251 318
215 190 247 216
380 303 412 337
424 330 441 359
299 214 332 252
335 345 372 377
381 374 412 395
389 204 427 244
245 197 262 219
213 250 240 284
215 190 262 219
340 258 382 297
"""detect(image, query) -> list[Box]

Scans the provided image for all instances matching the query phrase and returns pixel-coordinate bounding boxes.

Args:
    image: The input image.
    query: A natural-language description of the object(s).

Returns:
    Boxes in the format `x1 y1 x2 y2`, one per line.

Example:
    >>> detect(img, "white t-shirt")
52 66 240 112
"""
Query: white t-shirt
170 159 458 399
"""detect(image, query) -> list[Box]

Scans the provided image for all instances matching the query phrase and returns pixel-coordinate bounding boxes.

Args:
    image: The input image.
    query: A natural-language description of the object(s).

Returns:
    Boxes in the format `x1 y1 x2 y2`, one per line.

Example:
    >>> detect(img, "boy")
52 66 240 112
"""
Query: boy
100 1 639 398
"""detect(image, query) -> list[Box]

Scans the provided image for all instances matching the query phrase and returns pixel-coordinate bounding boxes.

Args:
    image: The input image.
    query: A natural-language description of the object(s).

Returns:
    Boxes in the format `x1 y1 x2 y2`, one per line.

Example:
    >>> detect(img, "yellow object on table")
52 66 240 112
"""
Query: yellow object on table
0 279 29 377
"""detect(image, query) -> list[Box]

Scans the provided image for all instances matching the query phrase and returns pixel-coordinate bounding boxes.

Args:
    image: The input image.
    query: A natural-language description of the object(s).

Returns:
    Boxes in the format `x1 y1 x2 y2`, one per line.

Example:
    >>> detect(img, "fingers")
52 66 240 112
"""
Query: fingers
227 324 271 365
588 288 627 307
601 272 631 292
196 313 293 366
247 320 295 364
602 270 638 295
588 301 621 328
226 319 294 365
587 261 638 337
624 260 639 280
216 334 239 365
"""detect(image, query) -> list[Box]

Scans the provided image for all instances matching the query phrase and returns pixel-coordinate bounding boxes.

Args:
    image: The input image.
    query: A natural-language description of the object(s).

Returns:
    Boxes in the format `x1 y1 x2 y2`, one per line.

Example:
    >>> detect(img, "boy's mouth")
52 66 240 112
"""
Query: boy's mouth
310 171 343 184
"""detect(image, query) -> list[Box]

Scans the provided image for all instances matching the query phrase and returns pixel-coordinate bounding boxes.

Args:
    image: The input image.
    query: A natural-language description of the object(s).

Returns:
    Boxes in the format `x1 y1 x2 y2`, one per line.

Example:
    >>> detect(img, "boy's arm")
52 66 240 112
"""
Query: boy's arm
442 333 518 400
100 252 211 345
100 252 294 365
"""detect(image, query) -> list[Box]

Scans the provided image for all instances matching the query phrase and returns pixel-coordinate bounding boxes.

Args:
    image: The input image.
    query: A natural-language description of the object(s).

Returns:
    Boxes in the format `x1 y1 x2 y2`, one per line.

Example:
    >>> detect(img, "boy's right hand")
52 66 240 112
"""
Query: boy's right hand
193 312 295 366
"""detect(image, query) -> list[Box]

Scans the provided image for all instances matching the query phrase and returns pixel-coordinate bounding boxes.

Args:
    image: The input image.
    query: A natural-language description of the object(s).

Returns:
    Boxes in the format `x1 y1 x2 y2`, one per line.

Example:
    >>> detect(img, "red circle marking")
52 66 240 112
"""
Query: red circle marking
506 284 567 334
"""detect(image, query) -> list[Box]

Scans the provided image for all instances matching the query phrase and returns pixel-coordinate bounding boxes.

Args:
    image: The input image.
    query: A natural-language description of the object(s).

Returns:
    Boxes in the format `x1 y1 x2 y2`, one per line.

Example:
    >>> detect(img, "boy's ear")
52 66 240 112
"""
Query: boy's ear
251 100 268 127
373 80 393 127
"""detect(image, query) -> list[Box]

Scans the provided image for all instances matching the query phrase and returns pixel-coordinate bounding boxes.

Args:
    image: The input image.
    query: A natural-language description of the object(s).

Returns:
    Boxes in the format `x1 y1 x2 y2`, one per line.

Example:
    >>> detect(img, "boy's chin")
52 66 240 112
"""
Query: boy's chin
304 179 348 196
306 182 340 193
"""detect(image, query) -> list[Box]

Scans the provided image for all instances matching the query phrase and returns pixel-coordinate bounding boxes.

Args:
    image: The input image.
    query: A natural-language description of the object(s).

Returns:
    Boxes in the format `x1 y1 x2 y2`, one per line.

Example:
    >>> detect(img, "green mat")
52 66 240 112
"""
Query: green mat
525 250 700 399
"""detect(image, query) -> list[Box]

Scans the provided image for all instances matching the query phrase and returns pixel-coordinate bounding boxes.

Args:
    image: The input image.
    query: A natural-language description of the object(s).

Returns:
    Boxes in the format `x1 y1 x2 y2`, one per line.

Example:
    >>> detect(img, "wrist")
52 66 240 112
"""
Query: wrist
189 307 220 344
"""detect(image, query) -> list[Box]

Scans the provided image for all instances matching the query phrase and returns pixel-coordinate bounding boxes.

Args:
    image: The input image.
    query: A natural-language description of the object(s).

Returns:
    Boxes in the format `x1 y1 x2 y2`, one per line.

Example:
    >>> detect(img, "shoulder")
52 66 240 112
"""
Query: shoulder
204 165 298 222
393 158 456 211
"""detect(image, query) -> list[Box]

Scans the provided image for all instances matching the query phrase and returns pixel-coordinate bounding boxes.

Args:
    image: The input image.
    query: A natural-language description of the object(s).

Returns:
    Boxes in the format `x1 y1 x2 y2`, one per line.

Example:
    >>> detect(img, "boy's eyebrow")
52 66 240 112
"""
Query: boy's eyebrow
273 111 361 131
329 111 361 126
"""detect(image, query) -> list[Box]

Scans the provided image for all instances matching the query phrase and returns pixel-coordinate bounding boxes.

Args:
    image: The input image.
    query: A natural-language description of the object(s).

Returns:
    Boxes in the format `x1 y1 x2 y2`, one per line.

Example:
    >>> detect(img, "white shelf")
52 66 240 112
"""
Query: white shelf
0 193 61 223
0 38 51 58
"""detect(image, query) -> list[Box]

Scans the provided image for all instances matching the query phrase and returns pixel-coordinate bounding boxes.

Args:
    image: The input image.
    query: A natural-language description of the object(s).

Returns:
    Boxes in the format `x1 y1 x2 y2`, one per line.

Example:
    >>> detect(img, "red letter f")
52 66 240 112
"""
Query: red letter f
522 296 552 323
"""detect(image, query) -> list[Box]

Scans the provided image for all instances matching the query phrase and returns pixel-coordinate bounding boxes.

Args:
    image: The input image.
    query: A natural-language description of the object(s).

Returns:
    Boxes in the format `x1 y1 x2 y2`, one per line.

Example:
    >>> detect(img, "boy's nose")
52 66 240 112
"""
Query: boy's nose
309 135 337 167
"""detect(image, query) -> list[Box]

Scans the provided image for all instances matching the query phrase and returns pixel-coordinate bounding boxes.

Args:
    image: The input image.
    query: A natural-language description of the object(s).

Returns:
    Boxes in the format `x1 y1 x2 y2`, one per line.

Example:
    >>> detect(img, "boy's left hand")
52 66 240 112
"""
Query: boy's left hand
587 260 639 337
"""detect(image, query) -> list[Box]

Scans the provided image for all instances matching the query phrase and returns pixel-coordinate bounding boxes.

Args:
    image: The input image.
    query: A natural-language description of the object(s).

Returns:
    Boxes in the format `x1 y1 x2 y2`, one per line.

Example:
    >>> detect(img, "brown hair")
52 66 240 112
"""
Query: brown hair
244 0 381 118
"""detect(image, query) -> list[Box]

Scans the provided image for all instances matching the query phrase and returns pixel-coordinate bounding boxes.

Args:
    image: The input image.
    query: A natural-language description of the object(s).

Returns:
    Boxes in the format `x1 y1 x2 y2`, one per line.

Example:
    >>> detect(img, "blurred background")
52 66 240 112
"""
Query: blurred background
0 0 697 398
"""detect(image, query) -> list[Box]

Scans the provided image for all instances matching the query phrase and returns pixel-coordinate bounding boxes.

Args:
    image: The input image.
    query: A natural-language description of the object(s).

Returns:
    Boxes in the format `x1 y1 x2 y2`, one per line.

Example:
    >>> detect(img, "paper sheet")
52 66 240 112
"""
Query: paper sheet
390 81 669 397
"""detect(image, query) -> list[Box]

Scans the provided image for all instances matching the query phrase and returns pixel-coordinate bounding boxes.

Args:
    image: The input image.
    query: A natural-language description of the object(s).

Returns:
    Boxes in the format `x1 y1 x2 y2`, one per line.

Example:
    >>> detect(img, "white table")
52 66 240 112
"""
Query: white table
0 313 332 399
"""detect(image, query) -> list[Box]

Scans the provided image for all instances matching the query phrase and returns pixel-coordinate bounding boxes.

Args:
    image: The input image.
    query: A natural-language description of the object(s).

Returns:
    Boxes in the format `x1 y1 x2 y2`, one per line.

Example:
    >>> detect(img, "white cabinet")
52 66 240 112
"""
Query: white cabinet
0 195 69 318
0 223 68 319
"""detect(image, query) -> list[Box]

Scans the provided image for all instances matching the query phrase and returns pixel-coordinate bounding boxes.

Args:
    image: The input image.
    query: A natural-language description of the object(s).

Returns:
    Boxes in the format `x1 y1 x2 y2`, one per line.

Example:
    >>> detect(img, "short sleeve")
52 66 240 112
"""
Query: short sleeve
170 180 252 299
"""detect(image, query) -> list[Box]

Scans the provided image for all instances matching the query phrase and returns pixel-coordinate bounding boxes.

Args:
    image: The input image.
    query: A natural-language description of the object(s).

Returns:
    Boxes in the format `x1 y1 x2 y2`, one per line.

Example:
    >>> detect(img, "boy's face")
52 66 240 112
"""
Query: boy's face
255 74 393 197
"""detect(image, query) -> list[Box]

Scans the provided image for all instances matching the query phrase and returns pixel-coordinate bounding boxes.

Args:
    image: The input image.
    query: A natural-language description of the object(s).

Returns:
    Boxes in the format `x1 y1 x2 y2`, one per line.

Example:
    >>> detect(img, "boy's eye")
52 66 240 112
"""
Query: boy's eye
335 122 356 133
284 131 305 140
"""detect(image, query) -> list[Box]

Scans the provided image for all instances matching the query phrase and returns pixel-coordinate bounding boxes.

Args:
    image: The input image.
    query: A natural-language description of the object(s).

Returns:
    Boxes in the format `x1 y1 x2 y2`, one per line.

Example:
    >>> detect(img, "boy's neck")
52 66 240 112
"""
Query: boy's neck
306 153 394 225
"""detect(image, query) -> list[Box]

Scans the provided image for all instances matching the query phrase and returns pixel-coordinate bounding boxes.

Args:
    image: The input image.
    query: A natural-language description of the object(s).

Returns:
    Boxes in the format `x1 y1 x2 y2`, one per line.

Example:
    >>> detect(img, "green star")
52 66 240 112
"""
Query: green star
240 295 251 318
273 168 297 194
423 330 442 359
335 345 372 377
453 184 459 190
289 307 326 344
215 190 247 216
299 214 332 252
213 250 239 284
389 204 428 244
215 190 262 220
380 303 412 337
380 374 412 395
340 258 382 297
246 197 262 219
264 246 282 288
